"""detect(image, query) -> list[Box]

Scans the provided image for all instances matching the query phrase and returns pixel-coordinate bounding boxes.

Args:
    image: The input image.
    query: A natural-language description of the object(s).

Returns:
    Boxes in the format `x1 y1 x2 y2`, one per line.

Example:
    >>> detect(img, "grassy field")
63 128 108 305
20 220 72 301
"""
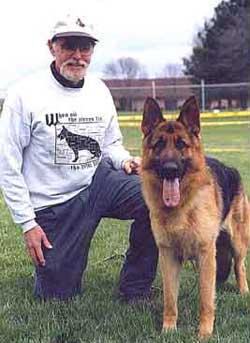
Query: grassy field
0 116 250 343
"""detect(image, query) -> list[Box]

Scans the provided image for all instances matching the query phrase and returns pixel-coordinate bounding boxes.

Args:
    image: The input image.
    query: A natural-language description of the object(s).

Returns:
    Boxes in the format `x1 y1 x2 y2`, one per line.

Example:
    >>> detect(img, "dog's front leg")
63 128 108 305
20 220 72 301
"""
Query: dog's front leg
197 244 216 339
159 247 181 333
72 149 79 163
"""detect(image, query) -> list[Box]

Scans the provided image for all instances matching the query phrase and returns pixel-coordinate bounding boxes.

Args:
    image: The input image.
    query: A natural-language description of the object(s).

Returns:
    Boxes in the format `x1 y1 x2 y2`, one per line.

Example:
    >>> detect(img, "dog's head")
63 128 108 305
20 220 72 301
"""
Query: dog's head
141 96 205 208
57 125 67 140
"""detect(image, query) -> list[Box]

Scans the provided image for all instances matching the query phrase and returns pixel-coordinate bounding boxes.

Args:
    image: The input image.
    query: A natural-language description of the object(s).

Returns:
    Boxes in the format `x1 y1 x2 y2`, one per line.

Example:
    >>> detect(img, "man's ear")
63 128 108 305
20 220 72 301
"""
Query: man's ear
141 97 165 136
47 40 55 56
177 96 200 136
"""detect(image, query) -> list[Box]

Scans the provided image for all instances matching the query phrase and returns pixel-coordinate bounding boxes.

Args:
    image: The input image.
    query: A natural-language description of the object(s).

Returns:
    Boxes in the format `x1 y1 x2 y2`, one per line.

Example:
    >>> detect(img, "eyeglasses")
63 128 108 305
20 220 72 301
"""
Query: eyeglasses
55 37 95 52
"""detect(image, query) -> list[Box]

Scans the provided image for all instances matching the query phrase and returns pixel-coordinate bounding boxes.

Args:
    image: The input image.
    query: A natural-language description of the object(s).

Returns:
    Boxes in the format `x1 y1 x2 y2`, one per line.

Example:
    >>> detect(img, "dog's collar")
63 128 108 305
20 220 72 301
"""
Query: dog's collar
50 61 85 89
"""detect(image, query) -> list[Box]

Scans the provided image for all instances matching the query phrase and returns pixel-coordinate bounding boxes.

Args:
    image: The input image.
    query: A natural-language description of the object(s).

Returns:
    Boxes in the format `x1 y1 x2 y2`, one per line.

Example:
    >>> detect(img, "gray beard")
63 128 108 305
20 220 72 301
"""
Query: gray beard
59 62 87 84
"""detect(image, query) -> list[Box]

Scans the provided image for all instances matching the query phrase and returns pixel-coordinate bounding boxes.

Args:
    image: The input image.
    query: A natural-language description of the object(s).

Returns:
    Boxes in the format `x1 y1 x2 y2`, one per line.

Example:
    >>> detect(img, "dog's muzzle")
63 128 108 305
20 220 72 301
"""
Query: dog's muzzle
159 161 183 180
156 160 184 208
160 161 179 180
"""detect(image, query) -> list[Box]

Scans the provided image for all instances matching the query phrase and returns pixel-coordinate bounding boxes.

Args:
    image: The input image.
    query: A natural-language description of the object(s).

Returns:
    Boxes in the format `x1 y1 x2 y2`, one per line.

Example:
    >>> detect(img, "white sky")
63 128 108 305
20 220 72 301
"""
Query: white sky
0 0 222 88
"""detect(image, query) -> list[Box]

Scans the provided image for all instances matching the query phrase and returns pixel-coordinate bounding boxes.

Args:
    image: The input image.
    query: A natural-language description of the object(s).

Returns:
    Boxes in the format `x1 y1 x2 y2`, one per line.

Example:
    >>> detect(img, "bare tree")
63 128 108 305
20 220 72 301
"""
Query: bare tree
162 63 184 78
103 62 120 78
103 57 148 79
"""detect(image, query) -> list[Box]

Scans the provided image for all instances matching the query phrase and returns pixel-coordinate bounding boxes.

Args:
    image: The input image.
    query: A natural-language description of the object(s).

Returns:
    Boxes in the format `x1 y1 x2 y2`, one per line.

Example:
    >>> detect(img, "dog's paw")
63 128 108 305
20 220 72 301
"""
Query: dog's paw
162 320 177 334
198 326 213 340
239 284 249 294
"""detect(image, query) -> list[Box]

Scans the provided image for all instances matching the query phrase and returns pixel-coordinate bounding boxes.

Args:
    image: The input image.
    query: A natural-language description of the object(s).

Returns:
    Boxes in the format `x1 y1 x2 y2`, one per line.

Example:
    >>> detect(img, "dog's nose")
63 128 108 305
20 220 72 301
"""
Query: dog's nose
161 161 179 180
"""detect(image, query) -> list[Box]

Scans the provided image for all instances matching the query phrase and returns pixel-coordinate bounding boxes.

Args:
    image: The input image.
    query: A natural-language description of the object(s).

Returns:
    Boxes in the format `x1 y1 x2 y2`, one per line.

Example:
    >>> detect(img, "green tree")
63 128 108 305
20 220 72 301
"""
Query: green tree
183 0 250 83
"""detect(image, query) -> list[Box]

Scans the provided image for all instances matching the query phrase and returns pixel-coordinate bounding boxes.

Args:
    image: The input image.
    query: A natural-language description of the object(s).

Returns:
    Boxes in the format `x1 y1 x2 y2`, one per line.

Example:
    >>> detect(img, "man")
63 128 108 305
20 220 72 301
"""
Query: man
0 15 158 300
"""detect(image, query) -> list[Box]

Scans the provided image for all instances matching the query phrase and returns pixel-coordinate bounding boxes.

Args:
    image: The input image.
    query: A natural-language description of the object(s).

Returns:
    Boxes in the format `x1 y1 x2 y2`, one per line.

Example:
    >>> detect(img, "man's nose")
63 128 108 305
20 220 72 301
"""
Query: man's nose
71 48 82 58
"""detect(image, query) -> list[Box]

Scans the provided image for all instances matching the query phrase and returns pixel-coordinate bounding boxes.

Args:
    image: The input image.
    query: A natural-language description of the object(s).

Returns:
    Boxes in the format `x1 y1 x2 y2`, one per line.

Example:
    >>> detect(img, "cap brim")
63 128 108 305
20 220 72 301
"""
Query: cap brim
53 31 99 42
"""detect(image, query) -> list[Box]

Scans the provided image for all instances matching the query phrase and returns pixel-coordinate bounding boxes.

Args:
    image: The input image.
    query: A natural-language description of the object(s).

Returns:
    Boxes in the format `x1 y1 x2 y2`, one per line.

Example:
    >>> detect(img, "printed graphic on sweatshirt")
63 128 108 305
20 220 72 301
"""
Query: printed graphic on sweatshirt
47 113 105 167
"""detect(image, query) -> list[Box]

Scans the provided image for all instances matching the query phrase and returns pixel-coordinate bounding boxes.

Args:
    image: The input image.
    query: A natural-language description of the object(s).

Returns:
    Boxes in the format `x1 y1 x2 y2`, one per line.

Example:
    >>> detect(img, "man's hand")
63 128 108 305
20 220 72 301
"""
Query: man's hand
123 156 142 175
24 225 53 266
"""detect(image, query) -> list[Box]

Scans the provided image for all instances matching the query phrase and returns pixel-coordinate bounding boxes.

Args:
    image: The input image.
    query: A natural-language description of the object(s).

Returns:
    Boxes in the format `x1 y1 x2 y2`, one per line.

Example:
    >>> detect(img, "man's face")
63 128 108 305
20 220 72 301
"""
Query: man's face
49 36 95 83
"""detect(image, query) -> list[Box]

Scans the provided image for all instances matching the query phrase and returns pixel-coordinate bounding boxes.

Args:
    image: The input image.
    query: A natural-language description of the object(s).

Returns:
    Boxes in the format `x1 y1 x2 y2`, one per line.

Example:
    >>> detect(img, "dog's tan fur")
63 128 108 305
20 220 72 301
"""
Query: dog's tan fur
141 96 249 339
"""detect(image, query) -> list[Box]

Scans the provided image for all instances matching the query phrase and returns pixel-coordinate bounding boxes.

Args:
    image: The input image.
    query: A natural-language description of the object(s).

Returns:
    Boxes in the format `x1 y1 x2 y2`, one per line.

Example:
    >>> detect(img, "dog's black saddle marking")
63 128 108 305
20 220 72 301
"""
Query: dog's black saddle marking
206 156 241 221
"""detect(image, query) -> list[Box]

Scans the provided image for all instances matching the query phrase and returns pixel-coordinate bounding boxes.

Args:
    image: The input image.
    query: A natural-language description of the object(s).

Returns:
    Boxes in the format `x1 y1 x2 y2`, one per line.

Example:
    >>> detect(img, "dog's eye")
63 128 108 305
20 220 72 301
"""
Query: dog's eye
154 137 166 150
176 137 187 150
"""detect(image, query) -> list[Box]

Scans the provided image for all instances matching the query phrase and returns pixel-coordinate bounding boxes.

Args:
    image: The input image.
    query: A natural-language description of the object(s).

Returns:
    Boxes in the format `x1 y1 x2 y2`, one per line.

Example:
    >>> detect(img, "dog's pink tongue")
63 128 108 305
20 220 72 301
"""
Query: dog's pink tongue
163 178 180 207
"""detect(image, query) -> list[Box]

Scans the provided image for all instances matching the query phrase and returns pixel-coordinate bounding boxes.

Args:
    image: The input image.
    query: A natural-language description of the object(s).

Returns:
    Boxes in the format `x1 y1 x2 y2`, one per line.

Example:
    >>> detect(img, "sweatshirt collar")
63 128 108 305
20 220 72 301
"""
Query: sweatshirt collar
50 61 85 88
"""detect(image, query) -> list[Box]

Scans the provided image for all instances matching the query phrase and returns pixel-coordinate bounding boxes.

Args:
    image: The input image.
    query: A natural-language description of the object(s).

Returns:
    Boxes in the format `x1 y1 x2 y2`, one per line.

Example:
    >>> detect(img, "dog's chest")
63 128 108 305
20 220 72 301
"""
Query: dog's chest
154 214 205 261
171 230 199 261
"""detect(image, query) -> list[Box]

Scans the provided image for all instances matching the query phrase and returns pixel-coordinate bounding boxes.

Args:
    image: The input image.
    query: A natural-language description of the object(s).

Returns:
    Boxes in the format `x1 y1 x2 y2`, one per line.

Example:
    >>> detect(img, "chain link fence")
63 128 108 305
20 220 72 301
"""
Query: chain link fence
105 80 250 112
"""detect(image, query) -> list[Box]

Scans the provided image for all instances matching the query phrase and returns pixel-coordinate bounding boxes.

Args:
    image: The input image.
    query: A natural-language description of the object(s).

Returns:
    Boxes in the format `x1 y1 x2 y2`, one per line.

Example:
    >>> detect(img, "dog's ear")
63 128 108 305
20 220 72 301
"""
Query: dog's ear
141 97 165 136
177 96 200 136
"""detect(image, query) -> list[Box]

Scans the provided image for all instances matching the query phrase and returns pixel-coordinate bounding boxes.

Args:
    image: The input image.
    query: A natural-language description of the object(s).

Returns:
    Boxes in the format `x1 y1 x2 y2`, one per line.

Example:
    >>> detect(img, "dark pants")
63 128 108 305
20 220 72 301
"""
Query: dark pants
35 159 158 300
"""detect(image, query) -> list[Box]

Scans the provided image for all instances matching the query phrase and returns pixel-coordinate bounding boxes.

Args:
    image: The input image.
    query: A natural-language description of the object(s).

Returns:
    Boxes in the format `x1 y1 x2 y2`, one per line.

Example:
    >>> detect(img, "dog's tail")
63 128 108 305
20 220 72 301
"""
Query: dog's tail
216 230 233 284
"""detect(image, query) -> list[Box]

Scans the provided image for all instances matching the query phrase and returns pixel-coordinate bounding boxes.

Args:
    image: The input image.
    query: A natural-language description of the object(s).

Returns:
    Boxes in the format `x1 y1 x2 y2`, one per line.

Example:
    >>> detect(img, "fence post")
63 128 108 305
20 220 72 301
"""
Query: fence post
152 80 156 99
201 79 205 112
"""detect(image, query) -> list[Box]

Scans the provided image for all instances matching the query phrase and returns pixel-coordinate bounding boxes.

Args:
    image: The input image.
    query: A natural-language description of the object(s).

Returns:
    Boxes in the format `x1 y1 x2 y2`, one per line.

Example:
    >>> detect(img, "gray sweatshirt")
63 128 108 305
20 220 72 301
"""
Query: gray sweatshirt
0 69 131 232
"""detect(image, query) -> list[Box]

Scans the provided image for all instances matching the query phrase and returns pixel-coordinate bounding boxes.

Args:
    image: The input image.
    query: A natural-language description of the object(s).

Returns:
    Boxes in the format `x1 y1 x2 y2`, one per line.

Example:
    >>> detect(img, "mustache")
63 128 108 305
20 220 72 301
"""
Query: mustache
63 59 88 68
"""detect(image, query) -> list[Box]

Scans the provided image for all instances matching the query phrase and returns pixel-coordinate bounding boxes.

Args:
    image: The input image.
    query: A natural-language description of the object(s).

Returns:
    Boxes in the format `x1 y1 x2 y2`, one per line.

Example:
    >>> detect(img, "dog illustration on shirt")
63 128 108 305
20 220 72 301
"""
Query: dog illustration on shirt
57 125 101 162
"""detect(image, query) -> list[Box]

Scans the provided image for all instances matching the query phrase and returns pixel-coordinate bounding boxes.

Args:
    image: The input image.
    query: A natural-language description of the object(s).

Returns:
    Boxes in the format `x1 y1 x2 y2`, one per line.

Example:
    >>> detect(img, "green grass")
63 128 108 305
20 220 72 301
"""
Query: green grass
0 120 250 342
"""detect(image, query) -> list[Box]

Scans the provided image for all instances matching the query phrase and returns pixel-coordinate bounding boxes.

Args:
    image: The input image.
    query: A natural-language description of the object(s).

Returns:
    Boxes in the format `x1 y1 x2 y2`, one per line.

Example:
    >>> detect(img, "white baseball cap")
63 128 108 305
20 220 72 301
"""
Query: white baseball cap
51 15 99 42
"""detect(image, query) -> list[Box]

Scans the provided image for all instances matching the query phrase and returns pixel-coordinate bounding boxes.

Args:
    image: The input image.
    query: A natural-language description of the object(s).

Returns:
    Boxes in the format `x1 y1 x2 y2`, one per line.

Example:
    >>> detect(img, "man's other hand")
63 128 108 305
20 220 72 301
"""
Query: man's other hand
24 225 53 266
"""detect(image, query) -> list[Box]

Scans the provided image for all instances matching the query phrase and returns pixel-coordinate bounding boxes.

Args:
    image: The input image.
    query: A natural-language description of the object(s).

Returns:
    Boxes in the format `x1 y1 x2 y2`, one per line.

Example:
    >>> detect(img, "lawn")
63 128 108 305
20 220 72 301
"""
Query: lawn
0 117 249 342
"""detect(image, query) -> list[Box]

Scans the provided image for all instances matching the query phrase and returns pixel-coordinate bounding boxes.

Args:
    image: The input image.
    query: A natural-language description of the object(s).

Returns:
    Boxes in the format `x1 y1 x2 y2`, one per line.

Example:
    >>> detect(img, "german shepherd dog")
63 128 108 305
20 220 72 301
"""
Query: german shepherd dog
141 96 249 339
57 125 101 162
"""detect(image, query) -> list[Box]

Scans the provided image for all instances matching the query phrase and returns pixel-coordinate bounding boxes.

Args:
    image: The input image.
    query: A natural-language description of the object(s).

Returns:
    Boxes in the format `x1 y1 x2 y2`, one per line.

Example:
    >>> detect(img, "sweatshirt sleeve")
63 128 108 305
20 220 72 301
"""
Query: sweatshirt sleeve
101 88 132 169
0 92 37 232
